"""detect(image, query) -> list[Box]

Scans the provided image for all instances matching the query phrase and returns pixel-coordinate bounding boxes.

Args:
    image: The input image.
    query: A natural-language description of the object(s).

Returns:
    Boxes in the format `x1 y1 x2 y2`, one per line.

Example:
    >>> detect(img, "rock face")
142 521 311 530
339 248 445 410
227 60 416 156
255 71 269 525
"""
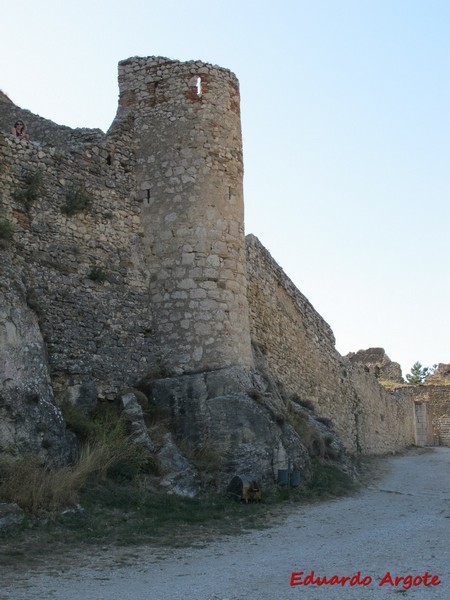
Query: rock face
0 263 74 465
157 433 201 497
346 348 403 383
426 363 450 385
151 366 310 487
0 90 13 104
118 391 155 452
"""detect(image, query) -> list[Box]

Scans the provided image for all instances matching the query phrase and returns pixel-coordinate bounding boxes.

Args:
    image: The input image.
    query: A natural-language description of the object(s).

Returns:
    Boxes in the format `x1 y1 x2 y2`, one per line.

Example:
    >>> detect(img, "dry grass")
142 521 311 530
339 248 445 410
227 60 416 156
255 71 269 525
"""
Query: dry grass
0 458 78 514
0 406 155 516
379 380 407 390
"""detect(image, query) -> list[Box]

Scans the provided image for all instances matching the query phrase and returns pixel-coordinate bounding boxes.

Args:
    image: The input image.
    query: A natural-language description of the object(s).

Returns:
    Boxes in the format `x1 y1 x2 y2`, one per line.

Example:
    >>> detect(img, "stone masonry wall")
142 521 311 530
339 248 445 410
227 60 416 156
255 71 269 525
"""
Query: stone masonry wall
347 347 403 383
0 96 105 151
0 55 255 405
0 131 158 403
392 385 450 446
0 57 418 461
246 234 415 453
115 57 253 374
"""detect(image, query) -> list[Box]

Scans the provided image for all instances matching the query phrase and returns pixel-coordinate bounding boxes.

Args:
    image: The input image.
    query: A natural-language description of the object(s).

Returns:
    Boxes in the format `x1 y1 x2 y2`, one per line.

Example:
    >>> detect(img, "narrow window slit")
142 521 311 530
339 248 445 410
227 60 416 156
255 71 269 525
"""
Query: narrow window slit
196 77 202 97
143 189 151 205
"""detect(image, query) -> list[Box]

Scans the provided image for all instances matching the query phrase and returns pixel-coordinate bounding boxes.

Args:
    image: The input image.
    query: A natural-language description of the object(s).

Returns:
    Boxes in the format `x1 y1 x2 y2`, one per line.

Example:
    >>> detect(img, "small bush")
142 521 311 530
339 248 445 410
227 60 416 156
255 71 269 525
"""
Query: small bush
0 218 14 243
315 415 333 428
60 401 96 440
61 186 91 216
88 266 108 283
13 170 43 211
179 438 223 487
300 458 357 499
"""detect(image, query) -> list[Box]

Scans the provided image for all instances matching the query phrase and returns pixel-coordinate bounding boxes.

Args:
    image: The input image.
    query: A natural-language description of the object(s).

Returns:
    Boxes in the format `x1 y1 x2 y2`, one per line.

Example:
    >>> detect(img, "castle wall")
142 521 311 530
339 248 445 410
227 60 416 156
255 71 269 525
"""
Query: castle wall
115 57 253 374
0 96 105 150
0 56 255 400
0 57 420 462
246 234 415 453
0 132 157 402
392 385 450 446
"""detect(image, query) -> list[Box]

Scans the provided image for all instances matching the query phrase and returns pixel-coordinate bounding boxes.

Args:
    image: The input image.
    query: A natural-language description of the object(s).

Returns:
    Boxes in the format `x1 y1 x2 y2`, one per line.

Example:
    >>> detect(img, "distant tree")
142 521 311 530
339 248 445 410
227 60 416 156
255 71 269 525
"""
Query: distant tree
406 361 433 385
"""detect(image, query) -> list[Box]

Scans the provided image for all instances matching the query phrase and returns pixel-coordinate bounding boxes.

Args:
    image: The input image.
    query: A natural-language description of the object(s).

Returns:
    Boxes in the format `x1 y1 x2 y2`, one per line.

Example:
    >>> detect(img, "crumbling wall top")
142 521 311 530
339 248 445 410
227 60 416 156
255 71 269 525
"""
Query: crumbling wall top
116 55 240 114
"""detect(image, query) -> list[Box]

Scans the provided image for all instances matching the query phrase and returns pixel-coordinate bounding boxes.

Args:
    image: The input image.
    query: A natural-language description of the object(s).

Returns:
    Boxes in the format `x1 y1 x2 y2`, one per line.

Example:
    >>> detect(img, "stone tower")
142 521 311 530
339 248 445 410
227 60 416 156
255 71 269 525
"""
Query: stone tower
115 57 254 374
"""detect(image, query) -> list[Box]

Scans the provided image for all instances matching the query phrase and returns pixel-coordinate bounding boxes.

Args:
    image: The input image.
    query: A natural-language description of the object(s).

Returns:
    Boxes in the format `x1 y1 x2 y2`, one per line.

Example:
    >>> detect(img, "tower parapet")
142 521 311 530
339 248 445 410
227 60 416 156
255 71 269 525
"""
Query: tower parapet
115 56 253 374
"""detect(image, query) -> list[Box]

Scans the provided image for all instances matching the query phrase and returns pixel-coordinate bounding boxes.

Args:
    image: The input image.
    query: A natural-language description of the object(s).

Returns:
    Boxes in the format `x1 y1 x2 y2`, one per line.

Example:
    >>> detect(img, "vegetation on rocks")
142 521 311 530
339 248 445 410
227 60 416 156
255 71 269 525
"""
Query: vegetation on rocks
13 170 43 211
0 390 360 555
0 217 14 244
87 265 108 283
0 403 157 517
61 185 91 216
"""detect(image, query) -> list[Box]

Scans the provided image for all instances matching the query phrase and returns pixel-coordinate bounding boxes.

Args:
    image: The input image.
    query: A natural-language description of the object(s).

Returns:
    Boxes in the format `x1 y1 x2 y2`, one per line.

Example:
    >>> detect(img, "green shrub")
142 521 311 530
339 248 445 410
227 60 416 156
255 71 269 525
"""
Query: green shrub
179 438 223 487
247 388 263 402
88 266 108 283
61 186 91 216
60 401 97 440
0 217 14 242
290 395 315 411
300 458 357 499
14 170 43 211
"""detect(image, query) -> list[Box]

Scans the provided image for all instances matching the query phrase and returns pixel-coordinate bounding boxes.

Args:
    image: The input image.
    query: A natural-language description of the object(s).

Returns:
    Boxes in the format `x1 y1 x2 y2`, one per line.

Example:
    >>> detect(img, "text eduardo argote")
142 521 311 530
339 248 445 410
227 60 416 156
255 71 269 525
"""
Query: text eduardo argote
290 570 441 590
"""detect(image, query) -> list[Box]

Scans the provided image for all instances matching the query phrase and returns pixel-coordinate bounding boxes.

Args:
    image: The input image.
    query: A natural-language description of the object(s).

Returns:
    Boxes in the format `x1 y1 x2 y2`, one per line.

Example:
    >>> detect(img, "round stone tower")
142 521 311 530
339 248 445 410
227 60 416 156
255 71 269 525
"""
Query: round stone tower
115 56 254 374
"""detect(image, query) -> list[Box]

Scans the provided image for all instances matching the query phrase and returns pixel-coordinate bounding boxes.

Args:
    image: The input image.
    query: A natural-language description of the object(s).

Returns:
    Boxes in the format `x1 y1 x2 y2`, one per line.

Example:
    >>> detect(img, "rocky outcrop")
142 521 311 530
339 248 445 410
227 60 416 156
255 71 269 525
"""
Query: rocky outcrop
157 433 201 497
118 390 155 452
150 366 311 488
426 363 450 385
346 348 403 383
0 90 13 105
0 264 74 466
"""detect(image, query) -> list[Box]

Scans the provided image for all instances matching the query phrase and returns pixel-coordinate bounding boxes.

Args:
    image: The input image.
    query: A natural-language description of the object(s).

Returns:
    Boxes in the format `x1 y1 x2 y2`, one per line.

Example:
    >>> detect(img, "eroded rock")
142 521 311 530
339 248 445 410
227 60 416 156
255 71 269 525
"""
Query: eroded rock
152 366 310 488
0 271 74 466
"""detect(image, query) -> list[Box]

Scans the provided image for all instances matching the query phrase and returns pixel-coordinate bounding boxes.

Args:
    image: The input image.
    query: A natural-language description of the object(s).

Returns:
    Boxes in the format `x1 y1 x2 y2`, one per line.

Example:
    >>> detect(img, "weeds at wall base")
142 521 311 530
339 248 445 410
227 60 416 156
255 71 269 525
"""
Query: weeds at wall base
0 400 360 551
0 459 361 564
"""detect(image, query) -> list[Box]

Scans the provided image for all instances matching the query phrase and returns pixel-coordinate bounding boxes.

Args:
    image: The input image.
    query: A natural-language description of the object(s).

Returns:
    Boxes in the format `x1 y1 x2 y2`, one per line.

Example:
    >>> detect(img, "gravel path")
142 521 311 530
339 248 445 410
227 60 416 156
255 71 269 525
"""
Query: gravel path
3 447 450 600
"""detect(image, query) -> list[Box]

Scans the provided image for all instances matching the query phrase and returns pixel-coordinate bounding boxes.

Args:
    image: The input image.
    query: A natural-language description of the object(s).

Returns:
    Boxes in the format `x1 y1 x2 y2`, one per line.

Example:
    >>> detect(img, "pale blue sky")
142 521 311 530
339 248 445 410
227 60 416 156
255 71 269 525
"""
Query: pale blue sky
2 0 449 376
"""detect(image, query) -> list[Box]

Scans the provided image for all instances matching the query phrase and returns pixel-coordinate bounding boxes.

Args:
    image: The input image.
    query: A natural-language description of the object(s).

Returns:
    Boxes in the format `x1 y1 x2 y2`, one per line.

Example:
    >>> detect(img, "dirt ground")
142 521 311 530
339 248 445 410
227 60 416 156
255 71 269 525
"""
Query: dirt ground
2 447 450 600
